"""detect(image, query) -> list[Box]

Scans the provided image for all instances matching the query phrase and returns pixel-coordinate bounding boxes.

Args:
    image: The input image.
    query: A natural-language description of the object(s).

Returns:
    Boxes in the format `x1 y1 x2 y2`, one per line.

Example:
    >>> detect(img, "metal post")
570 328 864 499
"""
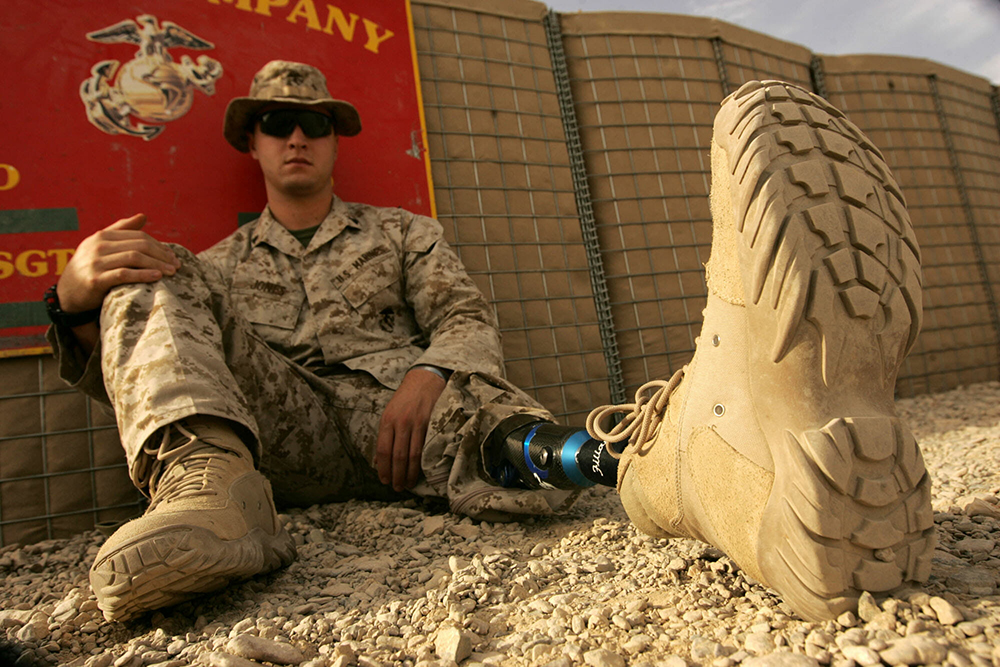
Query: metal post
543 10 627 405
711 37 731 97
809 55 828 99
991 85 1000 142
929 75 1000 374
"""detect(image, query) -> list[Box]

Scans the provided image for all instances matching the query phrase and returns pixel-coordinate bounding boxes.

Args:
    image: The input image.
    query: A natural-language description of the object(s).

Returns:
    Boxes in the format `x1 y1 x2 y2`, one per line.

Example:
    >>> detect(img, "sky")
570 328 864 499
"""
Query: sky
545 0 1000 84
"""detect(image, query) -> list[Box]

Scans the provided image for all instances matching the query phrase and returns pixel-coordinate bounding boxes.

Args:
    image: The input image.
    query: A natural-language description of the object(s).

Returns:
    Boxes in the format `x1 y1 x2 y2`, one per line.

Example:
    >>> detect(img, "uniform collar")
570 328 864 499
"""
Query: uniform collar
250 196 361 256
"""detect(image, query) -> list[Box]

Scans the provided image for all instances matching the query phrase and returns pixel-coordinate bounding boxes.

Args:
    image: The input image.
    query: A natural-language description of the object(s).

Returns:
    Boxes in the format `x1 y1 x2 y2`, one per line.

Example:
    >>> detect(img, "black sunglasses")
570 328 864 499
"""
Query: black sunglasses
257 109 334 139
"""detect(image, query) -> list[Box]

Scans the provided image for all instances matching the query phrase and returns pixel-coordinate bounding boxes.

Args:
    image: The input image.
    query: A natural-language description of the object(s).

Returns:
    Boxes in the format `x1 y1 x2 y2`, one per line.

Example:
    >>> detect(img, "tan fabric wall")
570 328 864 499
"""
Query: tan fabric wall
0 356 139 546
411 0 613 423
558 12 815 395
821 55 1000 395
2 4 998 546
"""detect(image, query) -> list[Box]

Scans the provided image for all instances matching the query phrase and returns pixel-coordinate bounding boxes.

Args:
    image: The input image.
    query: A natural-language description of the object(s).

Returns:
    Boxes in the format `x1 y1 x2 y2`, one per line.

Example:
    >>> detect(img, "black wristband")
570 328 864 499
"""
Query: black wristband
43 284 101 328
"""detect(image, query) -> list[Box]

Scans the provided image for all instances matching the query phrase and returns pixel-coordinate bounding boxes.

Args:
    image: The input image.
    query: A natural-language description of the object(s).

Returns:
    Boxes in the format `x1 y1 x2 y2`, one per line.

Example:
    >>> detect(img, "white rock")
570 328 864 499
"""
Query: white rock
543 658 573 667
435 626 471 663
226 635 305 665
952 538 995 553
962 498 1000 519
957 622 983 637
691 640 726 661
322 583 355 597
745 633 776 655
841 645 882 666
529 600 554 614
583 648 626 667
550 593 579 606
660 657 688 667
857 591 880 622
17 620 48 642
743 654 820 667
880 636 949 666
622 634 652 655
449 524 480 540
928 597 964 625
202 653 265 667
448 556 469 573
113 647 137 667
836 611 858 627
422 515 445 536
51 596 81 622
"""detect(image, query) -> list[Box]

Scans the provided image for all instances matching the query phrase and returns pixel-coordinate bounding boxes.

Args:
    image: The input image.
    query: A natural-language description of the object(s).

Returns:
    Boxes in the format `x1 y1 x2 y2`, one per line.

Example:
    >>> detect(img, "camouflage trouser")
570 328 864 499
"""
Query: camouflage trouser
99 247 576 519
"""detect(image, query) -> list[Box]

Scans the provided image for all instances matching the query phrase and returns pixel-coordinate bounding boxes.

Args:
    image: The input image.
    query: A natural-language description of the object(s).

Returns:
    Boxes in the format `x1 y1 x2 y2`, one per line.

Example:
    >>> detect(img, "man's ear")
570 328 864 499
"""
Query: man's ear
247 130 258 158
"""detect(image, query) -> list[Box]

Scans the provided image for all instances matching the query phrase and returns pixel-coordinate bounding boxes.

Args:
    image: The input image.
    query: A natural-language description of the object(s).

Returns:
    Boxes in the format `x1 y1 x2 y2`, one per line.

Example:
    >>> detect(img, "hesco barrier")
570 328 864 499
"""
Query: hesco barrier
1 0 997 546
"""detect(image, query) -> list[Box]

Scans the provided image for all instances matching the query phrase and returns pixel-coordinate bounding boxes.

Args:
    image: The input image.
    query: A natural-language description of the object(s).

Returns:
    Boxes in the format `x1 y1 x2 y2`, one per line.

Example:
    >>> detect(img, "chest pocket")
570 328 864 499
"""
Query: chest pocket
232 290 300 331
339 252 400 310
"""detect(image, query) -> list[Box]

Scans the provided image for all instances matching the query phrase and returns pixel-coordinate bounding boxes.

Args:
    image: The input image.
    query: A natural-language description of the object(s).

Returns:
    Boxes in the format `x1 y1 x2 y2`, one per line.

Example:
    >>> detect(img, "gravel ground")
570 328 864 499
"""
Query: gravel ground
2 381 999 667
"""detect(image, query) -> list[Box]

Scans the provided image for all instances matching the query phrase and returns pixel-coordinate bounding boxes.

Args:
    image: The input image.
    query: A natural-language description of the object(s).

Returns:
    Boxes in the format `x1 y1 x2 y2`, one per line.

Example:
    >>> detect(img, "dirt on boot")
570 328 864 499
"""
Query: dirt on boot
90 420 297 622
597 80 933 622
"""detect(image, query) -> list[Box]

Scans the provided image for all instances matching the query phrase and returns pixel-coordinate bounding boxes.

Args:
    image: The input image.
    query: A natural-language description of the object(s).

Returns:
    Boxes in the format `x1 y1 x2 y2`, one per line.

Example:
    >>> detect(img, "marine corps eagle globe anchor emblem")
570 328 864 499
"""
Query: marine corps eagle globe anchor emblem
80 15 223 140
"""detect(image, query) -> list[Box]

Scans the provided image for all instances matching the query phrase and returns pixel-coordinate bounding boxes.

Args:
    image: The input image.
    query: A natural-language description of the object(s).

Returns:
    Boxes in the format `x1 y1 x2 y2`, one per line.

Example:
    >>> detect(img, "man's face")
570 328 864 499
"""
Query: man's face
248 105 339 198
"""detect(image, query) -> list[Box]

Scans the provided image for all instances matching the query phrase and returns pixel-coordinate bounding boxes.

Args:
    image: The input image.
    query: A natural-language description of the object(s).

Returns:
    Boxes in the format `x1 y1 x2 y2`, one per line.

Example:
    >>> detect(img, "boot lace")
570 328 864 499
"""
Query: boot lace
586 369 685 458
144 422 235 510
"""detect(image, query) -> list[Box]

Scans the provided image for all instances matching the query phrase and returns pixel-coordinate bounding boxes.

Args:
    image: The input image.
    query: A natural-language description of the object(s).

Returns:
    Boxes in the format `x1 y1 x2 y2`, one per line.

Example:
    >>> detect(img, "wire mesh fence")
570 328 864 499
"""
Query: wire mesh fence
411 0 614 424
1 1 998 546
558 12 818 397
821 56 1000 394
0 356 143 546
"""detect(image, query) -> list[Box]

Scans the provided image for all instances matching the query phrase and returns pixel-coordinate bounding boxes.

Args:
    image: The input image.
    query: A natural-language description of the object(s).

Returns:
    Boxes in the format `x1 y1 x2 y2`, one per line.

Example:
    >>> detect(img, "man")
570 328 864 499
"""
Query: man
48 60 613 622
47 61 932 625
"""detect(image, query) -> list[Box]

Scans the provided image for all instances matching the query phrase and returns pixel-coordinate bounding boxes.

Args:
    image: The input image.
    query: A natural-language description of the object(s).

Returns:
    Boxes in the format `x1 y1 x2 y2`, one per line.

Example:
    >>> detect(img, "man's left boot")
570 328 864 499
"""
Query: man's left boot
588 80 935 621
90 417 296 621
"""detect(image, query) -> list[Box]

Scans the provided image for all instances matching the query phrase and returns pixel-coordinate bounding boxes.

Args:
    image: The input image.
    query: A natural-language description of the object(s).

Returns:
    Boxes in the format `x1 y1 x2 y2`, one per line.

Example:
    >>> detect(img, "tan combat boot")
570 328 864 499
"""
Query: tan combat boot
588 80 934 621
90 417 296 621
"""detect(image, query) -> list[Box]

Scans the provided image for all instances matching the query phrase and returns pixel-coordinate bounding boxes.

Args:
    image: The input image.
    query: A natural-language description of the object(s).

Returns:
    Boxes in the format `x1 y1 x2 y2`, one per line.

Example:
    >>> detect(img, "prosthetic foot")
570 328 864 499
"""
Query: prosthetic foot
485 413 619 490
90 417 296 622
588 80 934 621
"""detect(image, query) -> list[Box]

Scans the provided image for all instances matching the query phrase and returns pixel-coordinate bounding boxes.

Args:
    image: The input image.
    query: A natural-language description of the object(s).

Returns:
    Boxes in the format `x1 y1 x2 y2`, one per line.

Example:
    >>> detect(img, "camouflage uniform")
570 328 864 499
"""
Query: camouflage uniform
48 197 576 519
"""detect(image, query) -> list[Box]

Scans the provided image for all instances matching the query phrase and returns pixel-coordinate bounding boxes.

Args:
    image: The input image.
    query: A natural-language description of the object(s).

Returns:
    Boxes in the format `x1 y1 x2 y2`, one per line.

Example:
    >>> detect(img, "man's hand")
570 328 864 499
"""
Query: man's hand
57 213 181 314
376 367 447 491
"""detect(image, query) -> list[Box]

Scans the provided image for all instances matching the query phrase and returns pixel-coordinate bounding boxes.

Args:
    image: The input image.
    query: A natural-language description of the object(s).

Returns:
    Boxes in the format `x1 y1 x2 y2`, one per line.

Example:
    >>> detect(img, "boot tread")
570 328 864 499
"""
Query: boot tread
716 81 934 621
92 524 295 621
721 81 922 375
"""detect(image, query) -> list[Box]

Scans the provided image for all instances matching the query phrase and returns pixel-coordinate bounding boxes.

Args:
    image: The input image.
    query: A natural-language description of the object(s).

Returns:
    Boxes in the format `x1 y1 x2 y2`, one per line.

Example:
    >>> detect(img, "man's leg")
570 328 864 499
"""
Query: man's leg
587 80 933 621
408 371 594 520
91 248 373 620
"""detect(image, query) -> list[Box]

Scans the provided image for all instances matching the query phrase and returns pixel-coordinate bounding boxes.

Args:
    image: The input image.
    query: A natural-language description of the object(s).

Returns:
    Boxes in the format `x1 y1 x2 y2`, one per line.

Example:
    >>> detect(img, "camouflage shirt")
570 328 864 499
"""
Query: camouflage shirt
198 196 504 389
50 196 504 396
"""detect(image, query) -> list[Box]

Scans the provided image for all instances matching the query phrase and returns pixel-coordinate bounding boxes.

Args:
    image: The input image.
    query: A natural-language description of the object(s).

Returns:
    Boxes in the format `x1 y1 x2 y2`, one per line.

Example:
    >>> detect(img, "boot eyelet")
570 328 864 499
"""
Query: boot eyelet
713 404 725 417
712 334 720 347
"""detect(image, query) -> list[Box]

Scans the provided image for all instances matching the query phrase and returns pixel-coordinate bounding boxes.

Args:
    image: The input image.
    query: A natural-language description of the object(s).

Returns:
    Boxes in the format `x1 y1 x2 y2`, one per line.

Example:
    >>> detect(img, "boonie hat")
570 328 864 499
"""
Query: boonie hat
223 60 361 152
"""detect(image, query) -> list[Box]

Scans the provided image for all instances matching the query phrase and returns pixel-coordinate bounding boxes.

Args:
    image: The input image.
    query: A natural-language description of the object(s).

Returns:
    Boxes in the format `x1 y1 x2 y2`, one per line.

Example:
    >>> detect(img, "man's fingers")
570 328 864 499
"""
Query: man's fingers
407 427 424 489
96 246 179 275
392 426 411 491
376 423 394 486
95 268 165 292
106 213 147 232
98 232 181 268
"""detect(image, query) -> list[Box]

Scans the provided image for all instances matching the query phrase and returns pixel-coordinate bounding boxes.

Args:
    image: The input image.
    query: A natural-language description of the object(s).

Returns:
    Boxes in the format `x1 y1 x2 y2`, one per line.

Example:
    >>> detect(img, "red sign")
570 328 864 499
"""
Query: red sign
0 0 434 355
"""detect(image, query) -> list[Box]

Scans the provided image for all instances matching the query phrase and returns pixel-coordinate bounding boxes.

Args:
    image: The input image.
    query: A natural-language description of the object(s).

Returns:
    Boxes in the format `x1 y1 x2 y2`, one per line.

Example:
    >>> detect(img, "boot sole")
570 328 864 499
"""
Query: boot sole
714 80 935 620
90 524 296 622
